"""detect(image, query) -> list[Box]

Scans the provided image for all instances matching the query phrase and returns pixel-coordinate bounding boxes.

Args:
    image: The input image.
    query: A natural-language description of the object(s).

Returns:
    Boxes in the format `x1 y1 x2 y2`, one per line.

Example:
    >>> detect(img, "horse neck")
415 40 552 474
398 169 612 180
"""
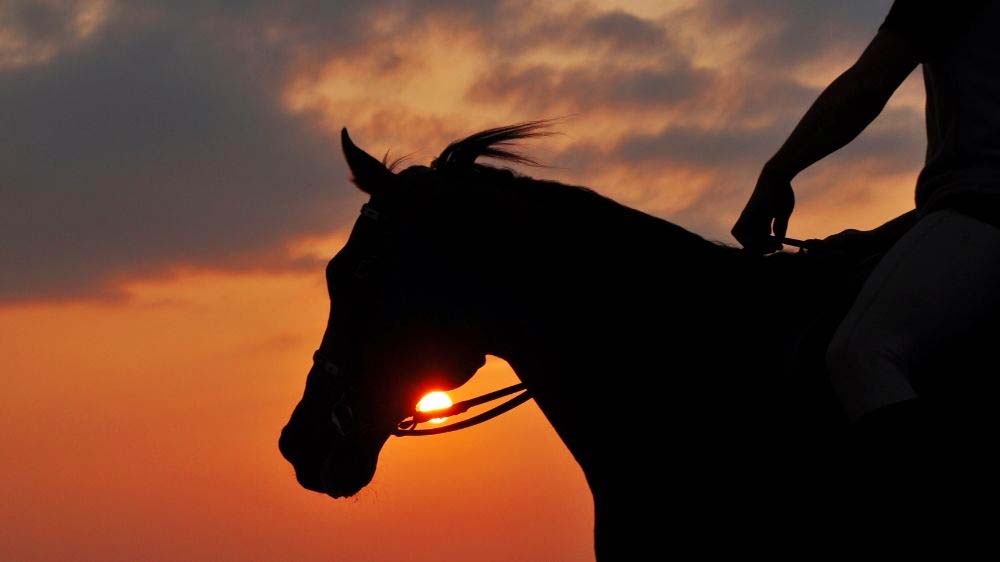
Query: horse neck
467 178 749 371
452 181 763 485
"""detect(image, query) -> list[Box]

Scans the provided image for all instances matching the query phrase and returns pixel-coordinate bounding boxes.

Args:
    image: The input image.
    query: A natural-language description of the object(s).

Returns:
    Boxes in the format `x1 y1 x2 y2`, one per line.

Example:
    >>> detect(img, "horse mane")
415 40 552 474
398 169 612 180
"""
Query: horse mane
432 120 557 169
421 120 748 263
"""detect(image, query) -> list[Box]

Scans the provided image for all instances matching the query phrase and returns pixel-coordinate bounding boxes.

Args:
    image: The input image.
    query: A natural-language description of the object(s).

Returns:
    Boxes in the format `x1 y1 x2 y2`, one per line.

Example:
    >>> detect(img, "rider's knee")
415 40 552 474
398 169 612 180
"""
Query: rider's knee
827 325 907 379
825 324 859 379
826 321 917 421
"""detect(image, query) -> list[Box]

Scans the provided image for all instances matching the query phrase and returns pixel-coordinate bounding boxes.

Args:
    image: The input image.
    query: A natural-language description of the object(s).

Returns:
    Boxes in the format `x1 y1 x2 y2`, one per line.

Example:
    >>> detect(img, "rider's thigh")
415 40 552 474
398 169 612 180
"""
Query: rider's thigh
825 208 1000 422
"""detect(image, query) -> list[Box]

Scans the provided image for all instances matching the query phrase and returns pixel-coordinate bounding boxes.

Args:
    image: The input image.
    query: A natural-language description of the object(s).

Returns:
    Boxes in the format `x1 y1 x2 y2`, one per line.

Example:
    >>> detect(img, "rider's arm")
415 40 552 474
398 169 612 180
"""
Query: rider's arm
761 30 920 182
732 29 922 253
732 1 987 253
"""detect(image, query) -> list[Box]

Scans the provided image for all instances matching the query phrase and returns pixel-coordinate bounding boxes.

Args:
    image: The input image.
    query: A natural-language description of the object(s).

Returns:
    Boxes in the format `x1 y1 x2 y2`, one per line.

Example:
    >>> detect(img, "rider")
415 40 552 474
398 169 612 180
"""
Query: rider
732 1 1000 438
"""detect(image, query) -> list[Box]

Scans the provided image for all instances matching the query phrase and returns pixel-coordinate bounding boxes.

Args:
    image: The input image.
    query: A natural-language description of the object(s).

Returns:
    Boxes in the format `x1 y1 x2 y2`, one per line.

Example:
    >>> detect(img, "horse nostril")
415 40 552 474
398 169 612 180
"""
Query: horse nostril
279 422 334 493
320 438 381 499
278 423 299 464
294 463 328 494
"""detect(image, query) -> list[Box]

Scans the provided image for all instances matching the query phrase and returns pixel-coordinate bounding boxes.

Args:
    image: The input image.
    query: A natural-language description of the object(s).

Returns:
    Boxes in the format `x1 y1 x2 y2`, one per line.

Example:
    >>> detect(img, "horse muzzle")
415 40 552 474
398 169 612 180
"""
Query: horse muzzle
320 437 381 498
279 417 388 498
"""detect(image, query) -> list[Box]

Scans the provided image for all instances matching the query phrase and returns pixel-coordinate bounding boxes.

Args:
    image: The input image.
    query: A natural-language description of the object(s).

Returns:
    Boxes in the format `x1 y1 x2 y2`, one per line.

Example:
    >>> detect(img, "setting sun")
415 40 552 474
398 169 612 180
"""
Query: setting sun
416 391 453 424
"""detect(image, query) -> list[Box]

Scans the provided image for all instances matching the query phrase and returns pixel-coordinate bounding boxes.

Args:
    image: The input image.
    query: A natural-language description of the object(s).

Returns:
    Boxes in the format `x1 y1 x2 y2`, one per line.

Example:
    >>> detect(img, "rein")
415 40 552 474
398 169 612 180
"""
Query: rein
393 383 532 437
313 348 533 439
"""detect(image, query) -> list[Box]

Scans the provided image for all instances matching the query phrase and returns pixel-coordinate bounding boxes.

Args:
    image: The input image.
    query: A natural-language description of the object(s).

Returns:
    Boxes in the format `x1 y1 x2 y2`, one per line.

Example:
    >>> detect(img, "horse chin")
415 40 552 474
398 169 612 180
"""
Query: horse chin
321 434 387 499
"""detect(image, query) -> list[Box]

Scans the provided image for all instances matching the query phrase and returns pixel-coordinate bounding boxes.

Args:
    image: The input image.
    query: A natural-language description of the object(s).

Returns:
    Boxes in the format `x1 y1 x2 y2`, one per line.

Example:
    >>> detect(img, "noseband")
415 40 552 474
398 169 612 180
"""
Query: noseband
314 349 532 438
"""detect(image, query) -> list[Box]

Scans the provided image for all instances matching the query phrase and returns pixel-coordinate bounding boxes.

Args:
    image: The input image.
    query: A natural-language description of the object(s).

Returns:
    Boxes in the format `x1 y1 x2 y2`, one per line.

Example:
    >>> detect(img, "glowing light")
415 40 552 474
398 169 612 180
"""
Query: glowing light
416 391 453 424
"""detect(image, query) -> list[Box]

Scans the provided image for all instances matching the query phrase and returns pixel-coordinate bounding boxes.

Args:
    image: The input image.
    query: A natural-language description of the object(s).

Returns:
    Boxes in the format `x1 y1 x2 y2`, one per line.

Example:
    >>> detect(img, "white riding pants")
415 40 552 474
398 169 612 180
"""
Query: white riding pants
826 208 1000 422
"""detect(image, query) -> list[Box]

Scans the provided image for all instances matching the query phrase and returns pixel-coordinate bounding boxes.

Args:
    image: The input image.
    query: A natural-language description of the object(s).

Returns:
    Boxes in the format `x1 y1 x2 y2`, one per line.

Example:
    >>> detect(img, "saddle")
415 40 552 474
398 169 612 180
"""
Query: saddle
788 247 884 360
774 246 887 432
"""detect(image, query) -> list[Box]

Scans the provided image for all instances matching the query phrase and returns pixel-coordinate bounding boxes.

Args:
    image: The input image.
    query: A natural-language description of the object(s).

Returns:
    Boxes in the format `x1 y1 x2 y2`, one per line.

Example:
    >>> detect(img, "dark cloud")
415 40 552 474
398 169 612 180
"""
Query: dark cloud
483 3 678 58
0 2 378 301
3 0 524 301
602 106 921 175
832 107 926 175
463 0 900 123
696 0 894 68
538 101 925 245
467 61 713 113
629 108 918 178
466 0 922 243
548 7 676 55
581 9 671 52
1 0 101 67
3 1 78 44
610 122 787 168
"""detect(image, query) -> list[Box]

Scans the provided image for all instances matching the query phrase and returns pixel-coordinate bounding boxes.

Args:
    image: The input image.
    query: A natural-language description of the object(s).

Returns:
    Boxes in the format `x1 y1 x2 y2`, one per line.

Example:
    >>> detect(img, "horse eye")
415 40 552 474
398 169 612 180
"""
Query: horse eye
354 256 378 279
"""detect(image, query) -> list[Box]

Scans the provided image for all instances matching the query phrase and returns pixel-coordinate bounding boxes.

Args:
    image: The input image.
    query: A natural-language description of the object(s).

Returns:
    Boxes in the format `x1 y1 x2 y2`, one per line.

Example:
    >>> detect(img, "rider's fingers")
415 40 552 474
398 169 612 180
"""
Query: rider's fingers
743 232 781 254
733 209 770 250
772 213 790 244
733 224 768 253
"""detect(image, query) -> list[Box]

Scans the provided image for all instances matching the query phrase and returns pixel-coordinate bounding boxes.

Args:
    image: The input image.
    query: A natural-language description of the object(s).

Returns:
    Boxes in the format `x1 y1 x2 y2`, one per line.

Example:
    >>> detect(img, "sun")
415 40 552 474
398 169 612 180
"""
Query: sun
416 391 453 424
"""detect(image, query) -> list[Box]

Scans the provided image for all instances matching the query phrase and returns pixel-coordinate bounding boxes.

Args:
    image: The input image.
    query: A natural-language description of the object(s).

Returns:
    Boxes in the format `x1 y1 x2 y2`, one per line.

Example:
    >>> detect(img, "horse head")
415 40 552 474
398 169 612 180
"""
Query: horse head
278 128 499 498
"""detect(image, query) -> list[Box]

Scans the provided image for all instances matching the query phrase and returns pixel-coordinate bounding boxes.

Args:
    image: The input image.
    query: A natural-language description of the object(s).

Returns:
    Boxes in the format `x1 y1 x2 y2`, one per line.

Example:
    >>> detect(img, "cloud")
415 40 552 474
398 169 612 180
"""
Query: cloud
503 5 677 56
1 0 924 302
467 61 714 114
0 0 114 69
0 1 379 301
689 0 894 69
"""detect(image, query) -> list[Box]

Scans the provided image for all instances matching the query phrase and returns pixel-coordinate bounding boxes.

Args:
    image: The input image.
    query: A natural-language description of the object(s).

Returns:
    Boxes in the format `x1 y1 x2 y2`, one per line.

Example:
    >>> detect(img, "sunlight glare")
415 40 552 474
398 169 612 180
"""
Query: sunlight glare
416 391 453 424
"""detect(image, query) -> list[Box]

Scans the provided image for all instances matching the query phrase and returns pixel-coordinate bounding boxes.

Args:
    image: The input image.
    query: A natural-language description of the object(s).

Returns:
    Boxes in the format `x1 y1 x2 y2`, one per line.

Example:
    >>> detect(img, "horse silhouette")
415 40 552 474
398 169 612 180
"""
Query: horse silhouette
278 122 996 557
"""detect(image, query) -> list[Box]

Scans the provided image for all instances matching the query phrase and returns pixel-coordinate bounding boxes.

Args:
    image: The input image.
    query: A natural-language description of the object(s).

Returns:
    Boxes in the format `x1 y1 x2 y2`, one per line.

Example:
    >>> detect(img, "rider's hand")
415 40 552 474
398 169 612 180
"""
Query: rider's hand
731 168 795 254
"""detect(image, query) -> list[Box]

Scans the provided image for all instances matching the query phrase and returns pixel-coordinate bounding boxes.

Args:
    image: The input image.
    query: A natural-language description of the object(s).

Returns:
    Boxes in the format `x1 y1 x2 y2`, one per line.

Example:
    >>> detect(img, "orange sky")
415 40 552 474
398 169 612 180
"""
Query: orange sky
3 1 919 560
0 272 592 560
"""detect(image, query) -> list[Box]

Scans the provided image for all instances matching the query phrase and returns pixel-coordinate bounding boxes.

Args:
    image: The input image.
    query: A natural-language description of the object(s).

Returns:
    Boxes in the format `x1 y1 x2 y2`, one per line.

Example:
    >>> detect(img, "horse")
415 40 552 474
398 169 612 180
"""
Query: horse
277 122 995 558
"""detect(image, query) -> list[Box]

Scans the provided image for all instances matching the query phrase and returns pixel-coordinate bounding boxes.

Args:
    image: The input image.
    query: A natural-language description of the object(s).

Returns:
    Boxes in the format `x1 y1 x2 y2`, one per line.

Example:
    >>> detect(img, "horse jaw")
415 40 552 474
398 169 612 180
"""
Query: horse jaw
320 431 390 499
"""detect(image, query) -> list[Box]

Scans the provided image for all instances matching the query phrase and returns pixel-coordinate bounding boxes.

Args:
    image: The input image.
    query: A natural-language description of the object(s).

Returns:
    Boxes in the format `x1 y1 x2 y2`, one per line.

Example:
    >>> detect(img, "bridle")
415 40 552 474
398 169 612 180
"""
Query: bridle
315 202 533 439
313 348 532 438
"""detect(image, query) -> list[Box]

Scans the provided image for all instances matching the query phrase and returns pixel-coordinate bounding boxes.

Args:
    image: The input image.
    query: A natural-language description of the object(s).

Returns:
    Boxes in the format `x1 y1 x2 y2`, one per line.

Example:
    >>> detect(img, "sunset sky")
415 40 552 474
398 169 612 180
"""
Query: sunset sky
2 1 923 560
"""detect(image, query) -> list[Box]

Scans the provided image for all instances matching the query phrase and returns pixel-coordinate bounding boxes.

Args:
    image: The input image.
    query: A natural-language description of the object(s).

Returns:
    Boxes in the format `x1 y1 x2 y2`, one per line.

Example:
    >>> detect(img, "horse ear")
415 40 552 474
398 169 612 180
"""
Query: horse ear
341 128 395 194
